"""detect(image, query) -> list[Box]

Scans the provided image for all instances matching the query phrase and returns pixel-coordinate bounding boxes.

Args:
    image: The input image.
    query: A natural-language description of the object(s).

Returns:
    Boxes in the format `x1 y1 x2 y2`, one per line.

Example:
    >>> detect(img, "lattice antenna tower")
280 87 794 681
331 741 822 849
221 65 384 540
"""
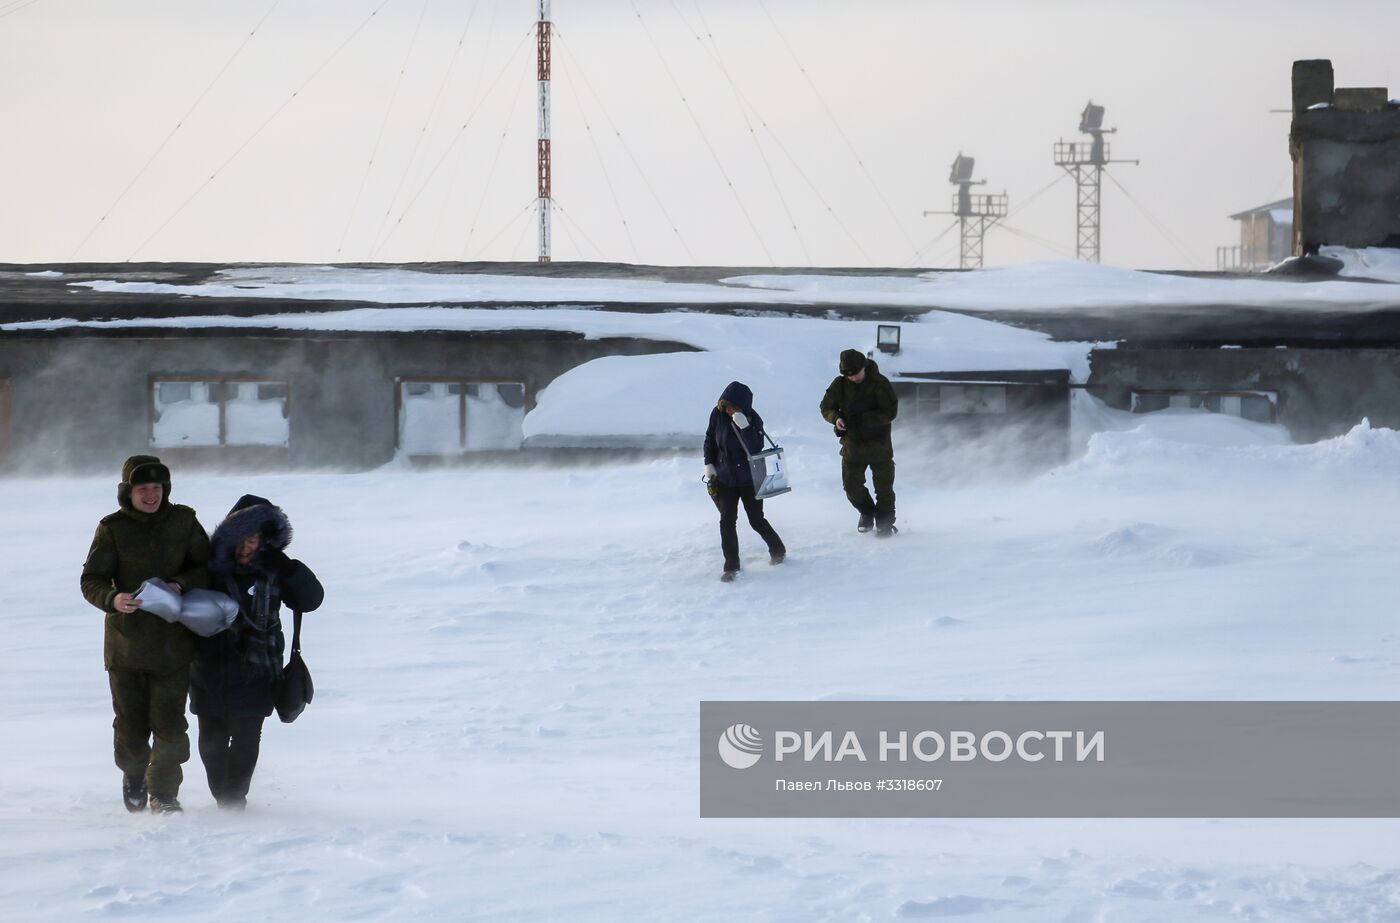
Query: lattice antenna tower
923 153 1008 269
1052 101 1137 263
536 0 552 262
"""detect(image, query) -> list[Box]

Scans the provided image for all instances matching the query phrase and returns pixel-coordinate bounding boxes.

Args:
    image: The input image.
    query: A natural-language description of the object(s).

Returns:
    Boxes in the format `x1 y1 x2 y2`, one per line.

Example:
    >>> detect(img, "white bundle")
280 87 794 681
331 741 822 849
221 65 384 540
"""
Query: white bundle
135 578 239 638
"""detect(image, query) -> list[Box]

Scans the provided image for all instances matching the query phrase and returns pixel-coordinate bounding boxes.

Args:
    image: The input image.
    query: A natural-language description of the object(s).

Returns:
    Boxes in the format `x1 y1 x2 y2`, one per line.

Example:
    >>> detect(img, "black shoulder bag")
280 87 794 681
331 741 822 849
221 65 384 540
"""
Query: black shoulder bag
274 609 314 723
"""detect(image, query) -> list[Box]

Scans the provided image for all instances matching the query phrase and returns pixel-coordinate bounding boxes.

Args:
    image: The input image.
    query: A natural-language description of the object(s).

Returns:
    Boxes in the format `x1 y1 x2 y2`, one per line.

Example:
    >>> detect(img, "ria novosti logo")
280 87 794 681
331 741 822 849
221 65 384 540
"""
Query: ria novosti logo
716 723 1105 767
717 724 764 769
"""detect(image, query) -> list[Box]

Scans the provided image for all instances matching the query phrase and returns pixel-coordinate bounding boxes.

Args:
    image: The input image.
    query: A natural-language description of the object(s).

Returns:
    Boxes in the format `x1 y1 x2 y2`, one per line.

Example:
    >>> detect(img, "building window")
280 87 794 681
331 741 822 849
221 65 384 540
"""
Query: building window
397 380 526 454
938 384 1007 414
902 382 1012 420
912 389 940 421
1131 390 1276 424
151 378 290 448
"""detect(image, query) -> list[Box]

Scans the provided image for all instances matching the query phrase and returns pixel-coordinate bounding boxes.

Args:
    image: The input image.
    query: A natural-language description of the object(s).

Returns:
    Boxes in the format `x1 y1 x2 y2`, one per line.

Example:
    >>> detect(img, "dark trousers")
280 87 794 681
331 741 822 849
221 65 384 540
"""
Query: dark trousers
842 451 896 526
714 480 785 572
108 667 190 797
197 714 265 806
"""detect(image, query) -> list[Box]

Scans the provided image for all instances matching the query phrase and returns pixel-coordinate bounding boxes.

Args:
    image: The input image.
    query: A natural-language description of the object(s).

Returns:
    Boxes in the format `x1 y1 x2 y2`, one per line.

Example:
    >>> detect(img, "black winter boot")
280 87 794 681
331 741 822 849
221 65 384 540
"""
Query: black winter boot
122 775 147 813
857 512 875 533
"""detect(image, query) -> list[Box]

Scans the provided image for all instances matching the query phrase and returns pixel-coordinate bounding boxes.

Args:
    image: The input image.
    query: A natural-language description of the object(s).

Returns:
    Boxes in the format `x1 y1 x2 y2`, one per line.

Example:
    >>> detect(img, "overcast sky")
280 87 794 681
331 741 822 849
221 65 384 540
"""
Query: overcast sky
1 0 1396 270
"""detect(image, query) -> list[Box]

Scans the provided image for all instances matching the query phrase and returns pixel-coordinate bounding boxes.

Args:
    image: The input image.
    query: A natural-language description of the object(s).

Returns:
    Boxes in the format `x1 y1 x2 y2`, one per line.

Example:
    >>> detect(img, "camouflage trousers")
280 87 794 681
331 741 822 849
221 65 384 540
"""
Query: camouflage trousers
108 667 190 797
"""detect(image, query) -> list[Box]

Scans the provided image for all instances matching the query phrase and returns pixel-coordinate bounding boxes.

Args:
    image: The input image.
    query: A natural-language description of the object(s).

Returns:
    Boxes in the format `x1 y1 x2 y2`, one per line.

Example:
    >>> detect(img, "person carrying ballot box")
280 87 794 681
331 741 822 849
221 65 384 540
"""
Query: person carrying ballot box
703 381 787 583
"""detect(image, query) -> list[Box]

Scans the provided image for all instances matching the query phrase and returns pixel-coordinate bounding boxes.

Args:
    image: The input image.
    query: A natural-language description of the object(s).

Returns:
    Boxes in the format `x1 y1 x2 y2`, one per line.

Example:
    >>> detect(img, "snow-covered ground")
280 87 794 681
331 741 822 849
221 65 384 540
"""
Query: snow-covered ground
4 406 1400 921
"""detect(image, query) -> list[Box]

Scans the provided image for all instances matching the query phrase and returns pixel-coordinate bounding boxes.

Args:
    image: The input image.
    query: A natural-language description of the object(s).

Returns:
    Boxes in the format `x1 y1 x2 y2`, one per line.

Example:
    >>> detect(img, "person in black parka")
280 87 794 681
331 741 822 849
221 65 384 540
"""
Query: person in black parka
191 494 323 809
703 381 786 582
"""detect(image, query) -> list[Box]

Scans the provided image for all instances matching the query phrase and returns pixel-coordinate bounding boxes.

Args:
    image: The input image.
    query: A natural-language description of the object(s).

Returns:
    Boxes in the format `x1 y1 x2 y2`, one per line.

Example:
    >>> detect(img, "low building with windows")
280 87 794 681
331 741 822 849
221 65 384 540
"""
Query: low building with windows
6 258 1400 472
1087 345 1400 443
0 322 693 473
0 261 940 473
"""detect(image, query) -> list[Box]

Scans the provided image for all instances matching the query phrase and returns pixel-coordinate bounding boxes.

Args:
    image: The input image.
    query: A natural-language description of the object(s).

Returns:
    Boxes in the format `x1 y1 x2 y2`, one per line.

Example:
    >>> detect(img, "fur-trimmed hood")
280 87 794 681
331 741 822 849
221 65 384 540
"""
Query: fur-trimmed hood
209 494 292 577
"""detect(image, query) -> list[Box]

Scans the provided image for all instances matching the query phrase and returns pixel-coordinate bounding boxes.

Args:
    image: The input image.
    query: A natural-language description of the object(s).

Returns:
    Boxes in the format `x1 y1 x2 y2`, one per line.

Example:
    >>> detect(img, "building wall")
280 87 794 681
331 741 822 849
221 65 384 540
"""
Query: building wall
893 370 1071 472
1240 214 1270 261
1294 136 1400 252
1088 347 1400 443
0 331 695 473
1232 214 1293 270
1290 60 1400 253
1268 221 1293 264
0 378 9 469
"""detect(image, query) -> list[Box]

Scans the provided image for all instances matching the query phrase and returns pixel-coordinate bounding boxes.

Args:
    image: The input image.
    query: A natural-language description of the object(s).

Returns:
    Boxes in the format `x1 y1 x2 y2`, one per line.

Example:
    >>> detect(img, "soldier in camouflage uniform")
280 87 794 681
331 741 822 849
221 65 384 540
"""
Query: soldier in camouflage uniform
820 349 900 536
81 455 210 814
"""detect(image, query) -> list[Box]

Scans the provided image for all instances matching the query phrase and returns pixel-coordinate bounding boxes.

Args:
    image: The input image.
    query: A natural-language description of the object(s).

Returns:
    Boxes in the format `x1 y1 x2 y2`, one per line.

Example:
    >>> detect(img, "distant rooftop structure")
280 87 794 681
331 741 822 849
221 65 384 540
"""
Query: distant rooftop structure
1218 198 1294 272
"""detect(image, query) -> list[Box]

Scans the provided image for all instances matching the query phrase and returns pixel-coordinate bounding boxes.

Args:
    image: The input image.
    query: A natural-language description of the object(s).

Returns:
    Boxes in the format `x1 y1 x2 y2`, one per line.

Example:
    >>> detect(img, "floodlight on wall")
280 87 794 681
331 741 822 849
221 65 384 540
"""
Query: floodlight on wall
877 324 901 355
949 153 976 184
1079 102 1105 134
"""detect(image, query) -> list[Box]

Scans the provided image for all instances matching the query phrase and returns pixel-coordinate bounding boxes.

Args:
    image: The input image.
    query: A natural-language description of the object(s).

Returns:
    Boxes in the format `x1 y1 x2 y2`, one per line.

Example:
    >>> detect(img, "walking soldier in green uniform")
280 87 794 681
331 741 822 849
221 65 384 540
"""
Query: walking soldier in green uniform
81 455 210 813
820 349 900 536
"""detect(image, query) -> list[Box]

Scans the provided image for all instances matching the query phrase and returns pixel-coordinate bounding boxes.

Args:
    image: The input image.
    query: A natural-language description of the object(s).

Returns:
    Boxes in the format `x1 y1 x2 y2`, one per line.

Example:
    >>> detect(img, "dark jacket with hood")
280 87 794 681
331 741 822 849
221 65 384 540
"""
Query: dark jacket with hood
820 358 899 457
704 382 770 489
81 454 210 673
190 494 324 719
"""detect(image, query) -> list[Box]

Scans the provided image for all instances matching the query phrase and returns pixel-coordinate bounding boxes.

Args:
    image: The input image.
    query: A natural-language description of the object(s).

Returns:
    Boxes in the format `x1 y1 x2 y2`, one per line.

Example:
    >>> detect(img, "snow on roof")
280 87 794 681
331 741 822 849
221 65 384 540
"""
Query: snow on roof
1228 198 1294 221
1325 245 1400 284
7 256 1392 328
517 309 1088 445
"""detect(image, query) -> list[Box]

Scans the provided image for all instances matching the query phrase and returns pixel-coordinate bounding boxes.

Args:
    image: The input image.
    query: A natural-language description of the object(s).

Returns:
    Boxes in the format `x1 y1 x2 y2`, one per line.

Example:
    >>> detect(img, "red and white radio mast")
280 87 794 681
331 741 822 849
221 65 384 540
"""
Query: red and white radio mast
536 0 552 262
